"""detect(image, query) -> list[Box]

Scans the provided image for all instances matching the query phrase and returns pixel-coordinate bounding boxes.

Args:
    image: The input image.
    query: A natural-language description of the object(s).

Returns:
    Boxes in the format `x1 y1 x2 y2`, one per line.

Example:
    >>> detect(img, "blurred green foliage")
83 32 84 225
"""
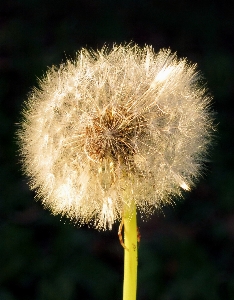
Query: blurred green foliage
1 0 234 299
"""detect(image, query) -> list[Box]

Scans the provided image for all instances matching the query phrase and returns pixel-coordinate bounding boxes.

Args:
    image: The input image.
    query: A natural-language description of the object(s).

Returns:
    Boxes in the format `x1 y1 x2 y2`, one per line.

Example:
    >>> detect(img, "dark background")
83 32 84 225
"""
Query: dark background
1 1 233 299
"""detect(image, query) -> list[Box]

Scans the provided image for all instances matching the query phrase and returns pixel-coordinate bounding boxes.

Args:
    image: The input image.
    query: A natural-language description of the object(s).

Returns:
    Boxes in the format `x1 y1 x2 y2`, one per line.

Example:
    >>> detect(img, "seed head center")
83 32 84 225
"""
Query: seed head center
84 108 145 163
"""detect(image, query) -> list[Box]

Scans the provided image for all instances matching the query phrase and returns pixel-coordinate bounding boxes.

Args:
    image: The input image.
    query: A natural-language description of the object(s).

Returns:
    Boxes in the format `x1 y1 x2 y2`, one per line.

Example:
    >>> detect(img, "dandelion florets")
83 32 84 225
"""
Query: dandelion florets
17 44 214 229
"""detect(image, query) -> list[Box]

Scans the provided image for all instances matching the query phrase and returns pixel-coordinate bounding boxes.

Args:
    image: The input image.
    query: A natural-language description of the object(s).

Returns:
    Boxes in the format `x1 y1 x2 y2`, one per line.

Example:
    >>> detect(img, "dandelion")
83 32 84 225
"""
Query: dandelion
17 44 213 300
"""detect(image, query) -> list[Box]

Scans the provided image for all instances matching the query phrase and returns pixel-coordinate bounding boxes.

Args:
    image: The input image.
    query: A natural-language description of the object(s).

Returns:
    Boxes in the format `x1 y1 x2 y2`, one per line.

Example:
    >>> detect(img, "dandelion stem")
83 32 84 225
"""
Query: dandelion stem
123 203 138 300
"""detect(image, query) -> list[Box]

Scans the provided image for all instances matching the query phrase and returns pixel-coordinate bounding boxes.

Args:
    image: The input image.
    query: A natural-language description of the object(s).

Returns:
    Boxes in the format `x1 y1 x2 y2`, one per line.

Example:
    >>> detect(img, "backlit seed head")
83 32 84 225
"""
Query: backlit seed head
17 44 214 230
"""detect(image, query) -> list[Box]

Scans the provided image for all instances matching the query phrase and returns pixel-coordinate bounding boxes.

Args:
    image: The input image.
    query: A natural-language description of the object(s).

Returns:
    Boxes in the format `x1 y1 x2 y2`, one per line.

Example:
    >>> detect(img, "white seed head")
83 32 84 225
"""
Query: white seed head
17 44 214 230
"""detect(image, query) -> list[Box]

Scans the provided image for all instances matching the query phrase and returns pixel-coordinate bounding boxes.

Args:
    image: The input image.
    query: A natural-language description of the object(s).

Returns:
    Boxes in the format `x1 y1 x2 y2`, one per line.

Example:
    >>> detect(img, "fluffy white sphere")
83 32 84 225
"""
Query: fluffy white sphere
18 44 214 229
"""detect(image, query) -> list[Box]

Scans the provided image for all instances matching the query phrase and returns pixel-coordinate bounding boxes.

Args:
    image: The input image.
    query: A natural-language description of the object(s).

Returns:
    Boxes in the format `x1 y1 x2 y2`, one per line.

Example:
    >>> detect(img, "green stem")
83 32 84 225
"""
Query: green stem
123 203 138 300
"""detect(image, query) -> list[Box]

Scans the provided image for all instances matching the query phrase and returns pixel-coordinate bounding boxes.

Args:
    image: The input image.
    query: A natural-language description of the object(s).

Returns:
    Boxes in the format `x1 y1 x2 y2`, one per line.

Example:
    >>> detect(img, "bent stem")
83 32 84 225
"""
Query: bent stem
123 203 138 300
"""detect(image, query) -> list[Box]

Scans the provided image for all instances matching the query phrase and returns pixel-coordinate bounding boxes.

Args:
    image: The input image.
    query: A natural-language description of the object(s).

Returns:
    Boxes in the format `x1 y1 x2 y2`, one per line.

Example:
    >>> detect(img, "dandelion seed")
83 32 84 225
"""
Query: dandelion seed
17 44 214 230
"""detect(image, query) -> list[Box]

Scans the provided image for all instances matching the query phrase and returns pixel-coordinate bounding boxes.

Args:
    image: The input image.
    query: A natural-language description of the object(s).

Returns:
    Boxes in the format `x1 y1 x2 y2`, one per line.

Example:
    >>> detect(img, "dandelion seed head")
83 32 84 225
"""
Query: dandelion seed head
17 44 214 230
